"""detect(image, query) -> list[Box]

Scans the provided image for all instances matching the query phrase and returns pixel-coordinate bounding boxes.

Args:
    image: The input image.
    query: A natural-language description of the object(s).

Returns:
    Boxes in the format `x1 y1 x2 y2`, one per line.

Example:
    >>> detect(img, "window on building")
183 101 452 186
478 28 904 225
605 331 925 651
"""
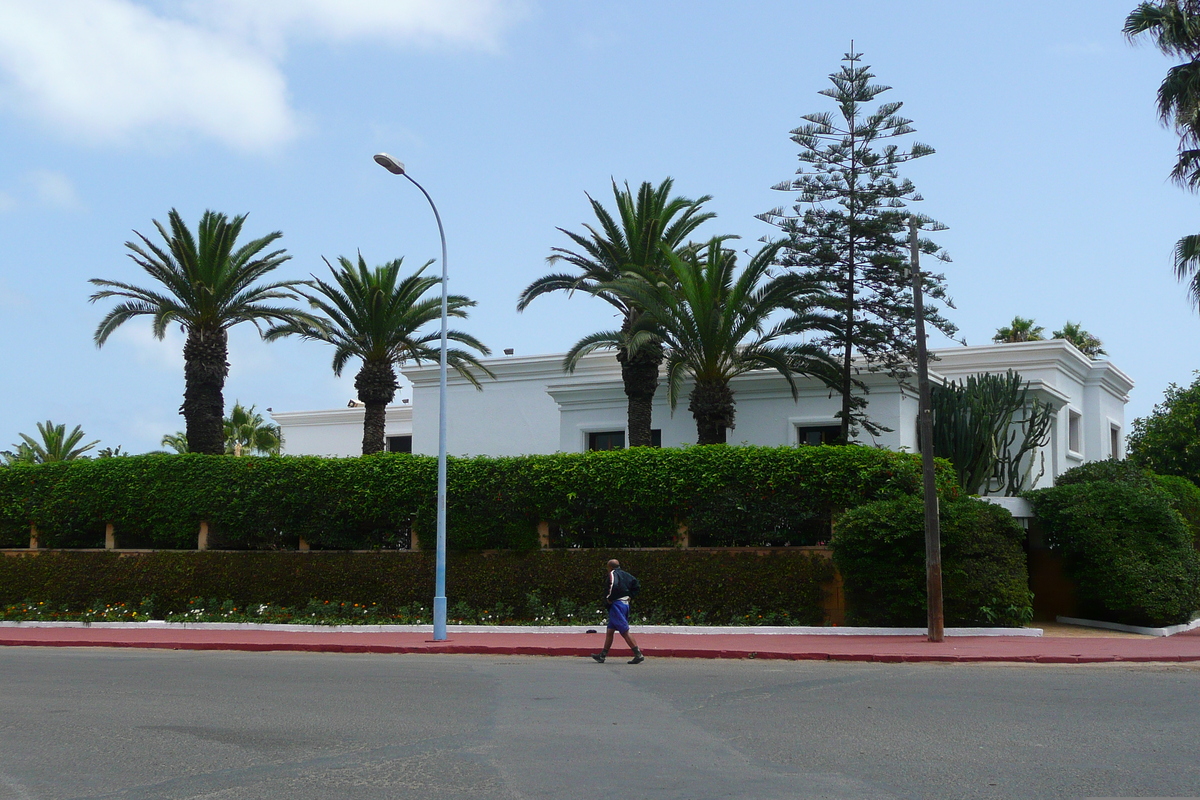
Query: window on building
587 429 662 450
1067 410 1082 454
1110 425 1121 460
796 425 841 446
386 435 413 453
588 430 625 451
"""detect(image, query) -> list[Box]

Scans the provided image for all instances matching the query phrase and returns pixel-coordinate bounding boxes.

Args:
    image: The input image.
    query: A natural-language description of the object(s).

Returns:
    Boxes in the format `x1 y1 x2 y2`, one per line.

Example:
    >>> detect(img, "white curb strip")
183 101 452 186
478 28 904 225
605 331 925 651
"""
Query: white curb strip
0 621 1042 637
1056 615 1200 638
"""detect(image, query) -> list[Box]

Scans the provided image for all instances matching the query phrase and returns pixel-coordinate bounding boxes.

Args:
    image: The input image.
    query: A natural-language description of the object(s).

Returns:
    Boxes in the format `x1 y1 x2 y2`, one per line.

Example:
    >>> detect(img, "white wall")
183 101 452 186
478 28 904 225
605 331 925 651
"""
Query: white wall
272 405 412 457
274 341 1132 491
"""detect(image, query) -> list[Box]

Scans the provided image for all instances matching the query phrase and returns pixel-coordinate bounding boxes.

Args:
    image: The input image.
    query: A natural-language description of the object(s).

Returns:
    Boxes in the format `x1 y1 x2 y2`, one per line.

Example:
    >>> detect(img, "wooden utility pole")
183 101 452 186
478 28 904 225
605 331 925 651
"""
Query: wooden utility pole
909 216 944 642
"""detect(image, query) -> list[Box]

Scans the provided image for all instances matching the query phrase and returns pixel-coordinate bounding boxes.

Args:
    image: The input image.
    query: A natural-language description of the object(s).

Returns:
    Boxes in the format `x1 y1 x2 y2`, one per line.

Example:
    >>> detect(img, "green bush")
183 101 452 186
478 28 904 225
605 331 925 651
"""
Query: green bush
0 447 957 551
1026 481 1200 626
1054 459 1157 488
831 496 1031 626
1053 458 1200 548
1151 475 1200 548
0 549 835 625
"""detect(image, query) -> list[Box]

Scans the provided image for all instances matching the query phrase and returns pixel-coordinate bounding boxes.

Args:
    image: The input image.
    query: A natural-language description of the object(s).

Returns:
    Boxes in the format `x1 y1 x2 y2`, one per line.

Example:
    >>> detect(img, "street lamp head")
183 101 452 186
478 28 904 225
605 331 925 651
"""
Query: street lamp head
374 153 405 175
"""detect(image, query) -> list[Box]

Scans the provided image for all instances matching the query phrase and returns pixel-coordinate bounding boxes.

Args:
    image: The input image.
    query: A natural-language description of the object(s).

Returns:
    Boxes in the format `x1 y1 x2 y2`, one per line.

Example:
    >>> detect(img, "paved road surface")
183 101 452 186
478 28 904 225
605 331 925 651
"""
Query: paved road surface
1 649 1197 799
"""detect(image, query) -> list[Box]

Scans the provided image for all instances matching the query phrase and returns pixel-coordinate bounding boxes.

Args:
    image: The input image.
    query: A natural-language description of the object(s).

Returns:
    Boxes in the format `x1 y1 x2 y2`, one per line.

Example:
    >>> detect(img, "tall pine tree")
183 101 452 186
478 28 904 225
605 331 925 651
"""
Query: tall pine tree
759 46 956 443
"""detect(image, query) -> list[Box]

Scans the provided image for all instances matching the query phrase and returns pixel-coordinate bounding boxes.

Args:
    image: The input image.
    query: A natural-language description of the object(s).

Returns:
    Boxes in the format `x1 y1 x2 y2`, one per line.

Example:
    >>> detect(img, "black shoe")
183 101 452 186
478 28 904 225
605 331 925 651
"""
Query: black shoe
591 653 607 663
628 653 645 665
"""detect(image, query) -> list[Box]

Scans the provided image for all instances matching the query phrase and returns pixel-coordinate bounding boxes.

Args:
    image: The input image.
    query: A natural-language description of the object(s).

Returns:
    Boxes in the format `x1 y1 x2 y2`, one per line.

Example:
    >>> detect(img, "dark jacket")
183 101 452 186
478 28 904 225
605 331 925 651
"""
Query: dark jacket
604 568 641 605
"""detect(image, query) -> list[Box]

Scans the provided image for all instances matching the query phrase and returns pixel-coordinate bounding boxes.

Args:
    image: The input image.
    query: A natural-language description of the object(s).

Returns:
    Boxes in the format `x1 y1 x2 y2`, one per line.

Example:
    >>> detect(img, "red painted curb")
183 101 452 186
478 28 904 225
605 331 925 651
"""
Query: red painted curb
5 637 1200 664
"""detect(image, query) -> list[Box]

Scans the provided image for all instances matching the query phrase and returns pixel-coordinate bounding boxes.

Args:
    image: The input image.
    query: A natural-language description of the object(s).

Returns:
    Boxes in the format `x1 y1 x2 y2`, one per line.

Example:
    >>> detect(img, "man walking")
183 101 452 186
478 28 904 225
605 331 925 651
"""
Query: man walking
592 558 645 665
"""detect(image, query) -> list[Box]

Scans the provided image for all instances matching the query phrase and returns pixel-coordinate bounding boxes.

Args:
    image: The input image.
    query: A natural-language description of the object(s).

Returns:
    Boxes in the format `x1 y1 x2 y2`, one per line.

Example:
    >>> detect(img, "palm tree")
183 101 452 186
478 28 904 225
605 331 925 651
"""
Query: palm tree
90 209 317 454
580 238 838 445
3 421 99 464
1052 321 1107 358
160 432 189 454
993 316 1045 344
1126 2 1200 304
224 401 281 455
517 179 714 446
267 254 492 454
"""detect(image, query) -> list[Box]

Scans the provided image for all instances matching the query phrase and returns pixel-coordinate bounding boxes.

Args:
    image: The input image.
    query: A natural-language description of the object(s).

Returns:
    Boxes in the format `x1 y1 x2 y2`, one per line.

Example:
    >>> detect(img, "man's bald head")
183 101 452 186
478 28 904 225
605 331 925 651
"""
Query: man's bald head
607 559 620 570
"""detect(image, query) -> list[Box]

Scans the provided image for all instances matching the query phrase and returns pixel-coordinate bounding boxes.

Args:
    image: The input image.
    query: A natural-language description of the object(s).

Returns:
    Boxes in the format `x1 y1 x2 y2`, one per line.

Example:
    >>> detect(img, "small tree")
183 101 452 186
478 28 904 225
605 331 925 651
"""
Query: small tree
3 421 99 464
224 402 281 456
759 46 956 443
992 316 1045 343
1128 372 1200 483
1052 321 1106 358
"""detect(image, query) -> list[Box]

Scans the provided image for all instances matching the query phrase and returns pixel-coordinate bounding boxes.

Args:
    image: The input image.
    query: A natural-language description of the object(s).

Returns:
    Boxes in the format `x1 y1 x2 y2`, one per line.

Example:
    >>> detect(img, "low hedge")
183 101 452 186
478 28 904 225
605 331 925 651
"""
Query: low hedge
0 549 835 625
1026 480 1200 626
0 446 958 551
830 496 1031 626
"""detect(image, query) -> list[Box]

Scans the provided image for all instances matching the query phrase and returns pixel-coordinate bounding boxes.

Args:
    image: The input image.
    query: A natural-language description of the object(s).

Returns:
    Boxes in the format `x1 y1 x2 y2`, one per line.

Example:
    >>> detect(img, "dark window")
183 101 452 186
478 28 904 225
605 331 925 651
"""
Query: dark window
588 429 662 450
386 435 413 453
588 430 625 451
796 425 841 446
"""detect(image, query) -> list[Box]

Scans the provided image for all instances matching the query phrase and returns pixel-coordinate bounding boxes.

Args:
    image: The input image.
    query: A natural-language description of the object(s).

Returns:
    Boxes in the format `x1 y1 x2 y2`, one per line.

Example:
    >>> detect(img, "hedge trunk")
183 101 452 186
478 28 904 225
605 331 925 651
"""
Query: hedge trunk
689 380 735 445
182 328 228 455
356 359 398 454
617 341 662 447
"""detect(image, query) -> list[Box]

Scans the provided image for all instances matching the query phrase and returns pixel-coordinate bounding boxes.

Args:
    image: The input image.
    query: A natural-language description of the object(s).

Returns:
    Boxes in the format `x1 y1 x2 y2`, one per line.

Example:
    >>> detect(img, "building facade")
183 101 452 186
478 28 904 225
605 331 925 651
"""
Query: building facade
271 340 1133 491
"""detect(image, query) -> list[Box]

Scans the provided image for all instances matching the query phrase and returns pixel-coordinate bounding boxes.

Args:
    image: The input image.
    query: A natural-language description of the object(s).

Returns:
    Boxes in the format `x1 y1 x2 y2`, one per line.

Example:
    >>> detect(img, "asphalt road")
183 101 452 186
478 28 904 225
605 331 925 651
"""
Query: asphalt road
0 649 1197 799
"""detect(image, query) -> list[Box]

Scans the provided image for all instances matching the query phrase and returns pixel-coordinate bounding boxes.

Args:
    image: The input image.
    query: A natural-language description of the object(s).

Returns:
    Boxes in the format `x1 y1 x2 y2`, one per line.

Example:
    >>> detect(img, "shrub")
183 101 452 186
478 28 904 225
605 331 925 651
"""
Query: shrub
1054 459 1156 488
1026 481 1200 626
831 496 1031 626
1151 475 1200 548
0 549 835 625
0 447 957 551
1053 458 1200 548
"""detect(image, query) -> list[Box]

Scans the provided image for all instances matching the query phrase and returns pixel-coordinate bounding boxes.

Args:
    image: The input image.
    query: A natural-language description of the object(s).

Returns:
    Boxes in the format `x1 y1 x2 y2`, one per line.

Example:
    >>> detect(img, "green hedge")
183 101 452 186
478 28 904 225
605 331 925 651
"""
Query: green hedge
1026 480 1200 627
830 496 1031 626
0 549 835 625
0 447 957 551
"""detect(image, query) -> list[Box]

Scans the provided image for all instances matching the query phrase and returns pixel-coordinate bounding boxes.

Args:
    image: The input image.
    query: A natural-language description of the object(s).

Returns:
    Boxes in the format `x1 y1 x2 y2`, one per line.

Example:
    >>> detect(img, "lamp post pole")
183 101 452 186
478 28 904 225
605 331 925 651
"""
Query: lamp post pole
374 153 449 641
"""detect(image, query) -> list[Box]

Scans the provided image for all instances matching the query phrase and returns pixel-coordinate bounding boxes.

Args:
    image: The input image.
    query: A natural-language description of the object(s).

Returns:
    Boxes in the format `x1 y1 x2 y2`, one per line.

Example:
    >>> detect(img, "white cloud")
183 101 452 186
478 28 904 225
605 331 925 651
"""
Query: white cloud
188 0 523 55
0 0 294 151
26 170 82 209
0 191 14 213
0 0 523 152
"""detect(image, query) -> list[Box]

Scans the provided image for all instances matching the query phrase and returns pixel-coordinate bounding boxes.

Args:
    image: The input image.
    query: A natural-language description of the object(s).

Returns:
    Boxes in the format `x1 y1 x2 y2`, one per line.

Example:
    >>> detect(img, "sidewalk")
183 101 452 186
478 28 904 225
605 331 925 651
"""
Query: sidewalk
2 623 1199 663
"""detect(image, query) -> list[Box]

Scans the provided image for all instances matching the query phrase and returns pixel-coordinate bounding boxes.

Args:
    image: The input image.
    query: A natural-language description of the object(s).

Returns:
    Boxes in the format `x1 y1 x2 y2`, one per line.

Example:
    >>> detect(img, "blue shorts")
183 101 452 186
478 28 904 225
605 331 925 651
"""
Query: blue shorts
607 600 631 634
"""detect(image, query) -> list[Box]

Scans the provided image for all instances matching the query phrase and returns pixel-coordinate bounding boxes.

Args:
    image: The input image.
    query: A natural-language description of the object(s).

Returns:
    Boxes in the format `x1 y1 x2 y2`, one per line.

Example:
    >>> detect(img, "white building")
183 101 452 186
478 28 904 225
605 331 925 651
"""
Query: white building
271 340 1133 491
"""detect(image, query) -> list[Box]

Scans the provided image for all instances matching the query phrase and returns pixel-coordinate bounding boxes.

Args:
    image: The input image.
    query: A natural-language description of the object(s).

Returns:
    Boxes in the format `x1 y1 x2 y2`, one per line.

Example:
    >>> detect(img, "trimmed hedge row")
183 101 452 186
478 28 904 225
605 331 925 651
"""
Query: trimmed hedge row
0 446 958 551
0 549 835 625
831 497 1031 626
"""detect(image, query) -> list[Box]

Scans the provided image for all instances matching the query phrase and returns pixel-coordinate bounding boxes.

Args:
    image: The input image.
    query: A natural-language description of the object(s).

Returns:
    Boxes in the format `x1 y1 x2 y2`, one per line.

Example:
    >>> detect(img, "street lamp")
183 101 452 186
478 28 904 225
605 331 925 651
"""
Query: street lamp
374 153 450 641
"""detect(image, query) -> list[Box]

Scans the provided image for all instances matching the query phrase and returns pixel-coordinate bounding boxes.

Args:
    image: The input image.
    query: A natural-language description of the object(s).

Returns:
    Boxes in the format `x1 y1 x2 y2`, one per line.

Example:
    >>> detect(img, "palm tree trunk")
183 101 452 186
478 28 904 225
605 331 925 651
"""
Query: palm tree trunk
182 328 228 455
617 341 662 447
689 380 735 445
356 359 398 454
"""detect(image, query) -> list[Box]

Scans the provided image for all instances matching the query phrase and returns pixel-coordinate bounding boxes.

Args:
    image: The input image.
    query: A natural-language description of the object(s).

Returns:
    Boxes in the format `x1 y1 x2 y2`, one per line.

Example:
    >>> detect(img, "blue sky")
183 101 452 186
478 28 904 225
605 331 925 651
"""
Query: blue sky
0 0 1192 453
